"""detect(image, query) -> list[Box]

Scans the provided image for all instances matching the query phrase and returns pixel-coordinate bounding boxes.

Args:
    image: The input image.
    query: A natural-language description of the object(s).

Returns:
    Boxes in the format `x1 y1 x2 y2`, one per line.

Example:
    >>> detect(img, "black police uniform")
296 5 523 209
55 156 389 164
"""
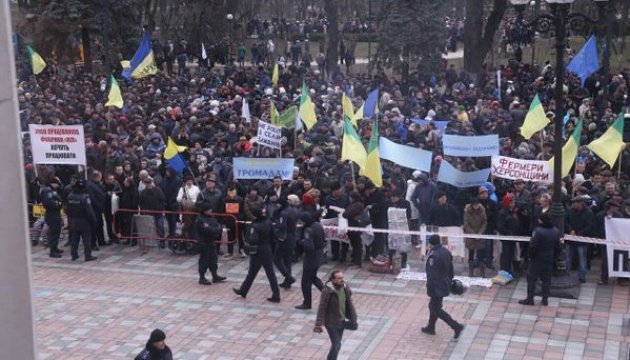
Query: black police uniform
42 185 63 256
297 214 325 309
524 225 561 303
234 215 281 302
195 213 224 284
274 204 300 288
66 186 98 261
424 243 463 335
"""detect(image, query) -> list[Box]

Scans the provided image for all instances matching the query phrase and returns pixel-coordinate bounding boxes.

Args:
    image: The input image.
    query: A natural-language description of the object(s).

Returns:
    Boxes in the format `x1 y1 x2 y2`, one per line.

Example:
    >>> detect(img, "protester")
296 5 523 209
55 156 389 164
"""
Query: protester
519 212 561 306
314 270 358 360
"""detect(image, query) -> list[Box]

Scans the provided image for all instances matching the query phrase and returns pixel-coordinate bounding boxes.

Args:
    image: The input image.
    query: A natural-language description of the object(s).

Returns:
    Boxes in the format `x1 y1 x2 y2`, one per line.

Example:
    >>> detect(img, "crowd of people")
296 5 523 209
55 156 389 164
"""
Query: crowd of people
22 33 630 289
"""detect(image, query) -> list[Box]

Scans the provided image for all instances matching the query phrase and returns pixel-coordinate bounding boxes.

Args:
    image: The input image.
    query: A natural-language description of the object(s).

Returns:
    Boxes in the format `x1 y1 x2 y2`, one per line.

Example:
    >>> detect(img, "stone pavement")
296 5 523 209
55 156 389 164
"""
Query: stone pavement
31 242 630 360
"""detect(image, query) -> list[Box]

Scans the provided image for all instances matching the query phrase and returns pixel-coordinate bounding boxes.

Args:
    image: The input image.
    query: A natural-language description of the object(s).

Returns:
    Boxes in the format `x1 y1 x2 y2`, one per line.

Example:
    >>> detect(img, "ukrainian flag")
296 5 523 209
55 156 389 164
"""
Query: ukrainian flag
164 137 187 173
122 30 158 81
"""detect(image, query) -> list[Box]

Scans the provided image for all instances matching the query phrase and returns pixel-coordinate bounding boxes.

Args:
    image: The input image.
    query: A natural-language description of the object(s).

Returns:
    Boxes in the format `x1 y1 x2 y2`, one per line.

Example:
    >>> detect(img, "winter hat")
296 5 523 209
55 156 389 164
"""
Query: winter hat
428 234 441 246
149 329 166 343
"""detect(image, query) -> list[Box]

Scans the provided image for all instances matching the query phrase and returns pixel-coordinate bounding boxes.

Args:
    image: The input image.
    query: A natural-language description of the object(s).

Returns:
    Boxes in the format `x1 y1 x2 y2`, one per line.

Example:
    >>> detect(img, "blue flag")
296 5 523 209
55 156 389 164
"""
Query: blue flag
363 88 379 118
566 35 600 86
122 30 158 81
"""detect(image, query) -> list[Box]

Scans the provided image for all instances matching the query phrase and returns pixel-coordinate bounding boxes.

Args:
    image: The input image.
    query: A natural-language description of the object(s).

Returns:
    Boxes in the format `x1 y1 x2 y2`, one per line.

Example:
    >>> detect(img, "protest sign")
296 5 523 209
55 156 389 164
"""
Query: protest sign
437 160 490 188
233 158 295 180
605 218 630 278
491 155 552 182
256 121 282 149
442 134 499 157
379 137 432 172
28 125 86 165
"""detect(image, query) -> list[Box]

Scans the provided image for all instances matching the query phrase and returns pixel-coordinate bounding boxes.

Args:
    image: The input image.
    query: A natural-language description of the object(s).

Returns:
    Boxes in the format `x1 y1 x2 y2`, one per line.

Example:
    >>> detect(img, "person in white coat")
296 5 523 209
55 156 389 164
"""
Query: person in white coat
177 175 201 239
406 170 422 247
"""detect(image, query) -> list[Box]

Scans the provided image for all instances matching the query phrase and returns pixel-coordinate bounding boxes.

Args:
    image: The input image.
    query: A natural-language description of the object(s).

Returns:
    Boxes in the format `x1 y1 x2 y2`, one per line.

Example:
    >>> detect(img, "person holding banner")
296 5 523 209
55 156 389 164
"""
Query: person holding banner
343 192 366 267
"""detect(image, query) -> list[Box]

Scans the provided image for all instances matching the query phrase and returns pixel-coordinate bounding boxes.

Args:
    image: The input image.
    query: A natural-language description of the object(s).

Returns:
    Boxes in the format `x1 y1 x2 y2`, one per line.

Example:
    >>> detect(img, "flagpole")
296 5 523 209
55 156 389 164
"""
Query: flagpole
350 161 356 189
617 151 623 180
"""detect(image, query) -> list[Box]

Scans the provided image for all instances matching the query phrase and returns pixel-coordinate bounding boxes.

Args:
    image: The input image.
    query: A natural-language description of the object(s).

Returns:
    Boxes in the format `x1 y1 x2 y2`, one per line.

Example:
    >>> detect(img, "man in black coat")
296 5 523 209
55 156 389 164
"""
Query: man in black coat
428 192 461 227
87 170 108 248
42 177 64 257
364 181 387 257
195 201 227 285
160 167 182 239
519 212 561 306
66 179 98 262
233 206 281 303
324 183 350 262
275 195 301 289
421 235 464 339
565 195 595 283
295 211 326 310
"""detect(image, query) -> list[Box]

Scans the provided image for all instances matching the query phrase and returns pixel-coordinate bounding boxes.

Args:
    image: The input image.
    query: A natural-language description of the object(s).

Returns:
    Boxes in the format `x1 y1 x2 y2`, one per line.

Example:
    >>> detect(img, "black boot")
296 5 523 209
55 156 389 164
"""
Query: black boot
199 278 212 285
212 273 226 283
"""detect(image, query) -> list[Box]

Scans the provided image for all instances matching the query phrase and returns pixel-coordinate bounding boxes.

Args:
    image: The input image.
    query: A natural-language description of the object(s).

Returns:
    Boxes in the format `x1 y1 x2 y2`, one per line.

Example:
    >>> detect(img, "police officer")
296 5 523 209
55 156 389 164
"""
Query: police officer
295 210 325 310
66 178 98 262
199 173 224 254
42 177 64 258
195 196 227 285
233 206 281 303
275 194 301 289
519 212 561 306
421 235 464 339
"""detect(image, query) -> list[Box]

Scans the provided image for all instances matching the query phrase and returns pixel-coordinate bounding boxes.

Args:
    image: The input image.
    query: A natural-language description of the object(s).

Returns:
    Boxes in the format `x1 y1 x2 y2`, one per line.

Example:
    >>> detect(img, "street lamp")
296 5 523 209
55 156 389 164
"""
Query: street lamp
594 0 613 119
509 0 597 294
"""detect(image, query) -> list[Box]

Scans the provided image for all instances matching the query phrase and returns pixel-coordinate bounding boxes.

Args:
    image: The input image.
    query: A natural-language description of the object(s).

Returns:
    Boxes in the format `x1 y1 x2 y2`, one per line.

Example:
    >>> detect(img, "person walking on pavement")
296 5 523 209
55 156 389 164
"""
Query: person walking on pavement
41 177 64 258
421 235 464 339
65 178 98 262
314 270 358 360
233 206 281 303
275 194 301 289
519 212 561 306
295 210 326 310
195 195 227 285
135 328 173 360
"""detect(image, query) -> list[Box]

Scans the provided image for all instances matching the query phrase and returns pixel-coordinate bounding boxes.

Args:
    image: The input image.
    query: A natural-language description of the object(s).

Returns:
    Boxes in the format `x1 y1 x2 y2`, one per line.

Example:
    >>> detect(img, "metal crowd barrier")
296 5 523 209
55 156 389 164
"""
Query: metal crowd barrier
113 208 240 253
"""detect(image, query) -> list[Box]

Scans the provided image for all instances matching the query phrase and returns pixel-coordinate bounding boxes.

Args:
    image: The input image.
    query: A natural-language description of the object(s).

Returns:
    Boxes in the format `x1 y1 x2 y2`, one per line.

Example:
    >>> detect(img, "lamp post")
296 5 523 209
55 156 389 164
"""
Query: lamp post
595 0 613 119
509 0 596 295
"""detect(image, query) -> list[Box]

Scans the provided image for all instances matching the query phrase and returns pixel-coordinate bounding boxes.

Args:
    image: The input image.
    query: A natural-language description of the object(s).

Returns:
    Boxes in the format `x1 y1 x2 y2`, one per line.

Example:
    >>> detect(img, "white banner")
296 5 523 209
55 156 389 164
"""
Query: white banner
28 125 86 165
256 120 282 149
491 155 552 182
321 217 350 243
442 134 499 157
605 218 630 278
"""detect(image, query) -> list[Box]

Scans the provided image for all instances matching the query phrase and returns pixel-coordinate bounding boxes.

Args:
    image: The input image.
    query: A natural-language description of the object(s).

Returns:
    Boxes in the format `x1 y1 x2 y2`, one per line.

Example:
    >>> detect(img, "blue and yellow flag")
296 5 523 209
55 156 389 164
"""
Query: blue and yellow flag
164 137 187 173
122 30 158 81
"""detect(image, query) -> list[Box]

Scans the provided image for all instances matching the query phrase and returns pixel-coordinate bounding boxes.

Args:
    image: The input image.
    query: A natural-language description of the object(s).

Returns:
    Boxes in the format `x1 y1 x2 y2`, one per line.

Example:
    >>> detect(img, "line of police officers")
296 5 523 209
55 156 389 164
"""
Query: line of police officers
41 176 97 261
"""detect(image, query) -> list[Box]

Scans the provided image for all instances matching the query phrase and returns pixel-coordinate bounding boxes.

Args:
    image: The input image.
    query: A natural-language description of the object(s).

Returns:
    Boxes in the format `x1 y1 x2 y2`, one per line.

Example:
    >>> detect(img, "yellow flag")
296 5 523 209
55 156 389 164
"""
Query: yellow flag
27 45 47 75
272 62 279 87
520 94 550 139
359 121 382 186
549 118 583 178
587 113 626 168
298 81 317 129
342 93 357 127
341 116 367 169
105 75 124 109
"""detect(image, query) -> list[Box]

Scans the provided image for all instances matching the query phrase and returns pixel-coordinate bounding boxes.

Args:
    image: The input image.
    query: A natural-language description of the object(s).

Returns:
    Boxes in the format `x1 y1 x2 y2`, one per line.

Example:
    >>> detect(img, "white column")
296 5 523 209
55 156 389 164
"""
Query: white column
0 1 37 359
